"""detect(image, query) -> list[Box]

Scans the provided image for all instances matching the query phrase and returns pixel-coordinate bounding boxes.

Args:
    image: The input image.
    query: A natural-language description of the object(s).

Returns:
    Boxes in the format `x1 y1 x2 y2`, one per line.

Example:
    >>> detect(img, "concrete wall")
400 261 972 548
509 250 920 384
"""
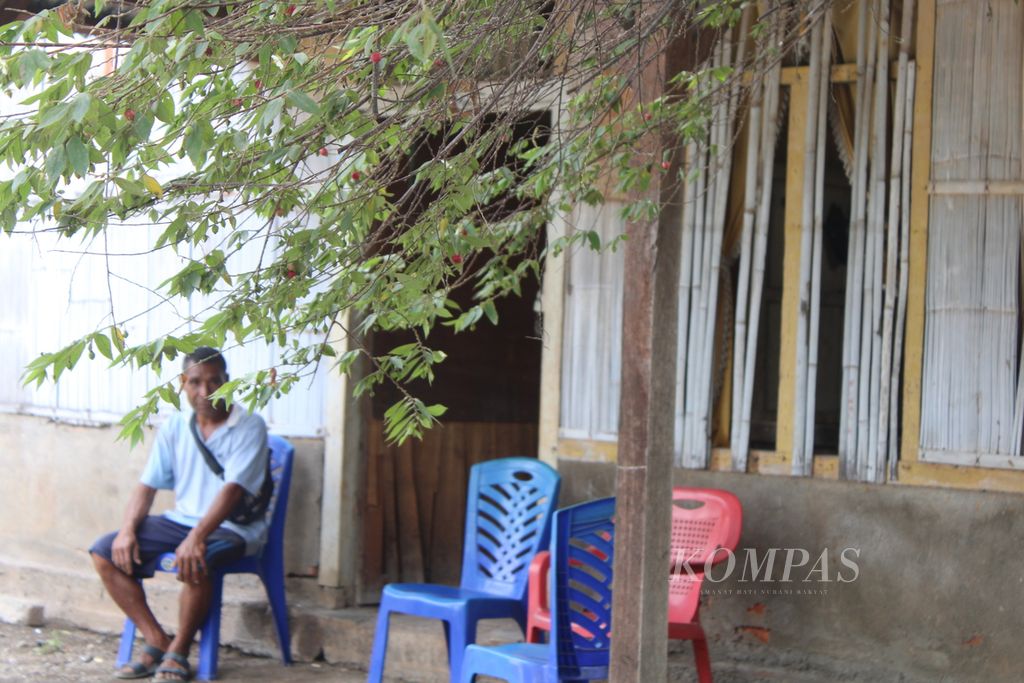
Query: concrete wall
559 460 1024 683
0 413 324 632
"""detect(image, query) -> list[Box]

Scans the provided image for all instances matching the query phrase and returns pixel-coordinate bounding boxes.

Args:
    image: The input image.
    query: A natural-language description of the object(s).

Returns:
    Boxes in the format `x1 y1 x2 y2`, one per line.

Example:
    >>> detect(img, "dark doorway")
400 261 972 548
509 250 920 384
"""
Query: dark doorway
358 112 550 601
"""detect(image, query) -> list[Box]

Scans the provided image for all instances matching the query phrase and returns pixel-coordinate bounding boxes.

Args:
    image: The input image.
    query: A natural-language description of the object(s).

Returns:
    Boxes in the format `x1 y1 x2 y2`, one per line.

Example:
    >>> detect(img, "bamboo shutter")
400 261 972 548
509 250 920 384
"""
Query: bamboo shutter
919 0 1024 468
559 203 626 441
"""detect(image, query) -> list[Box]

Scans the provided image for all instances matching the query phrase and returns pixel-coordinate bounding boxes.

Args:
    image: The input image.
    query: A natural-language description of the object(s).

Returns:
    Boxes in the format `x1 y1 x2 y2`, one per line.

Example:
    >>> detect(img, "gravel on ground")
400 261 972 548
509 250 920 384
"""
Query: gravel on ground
0 620 365 682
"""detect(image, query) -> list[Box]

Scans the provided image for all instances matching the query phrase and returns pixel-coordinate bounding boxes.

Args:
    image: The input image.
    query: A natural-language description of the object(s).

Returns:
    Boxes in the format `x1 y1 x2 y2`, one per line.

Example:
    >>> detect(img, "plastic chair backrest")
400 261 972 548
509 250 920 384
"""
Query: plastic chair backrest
460 457 561 599
263 434 295 558
669 487 742 569
668 488 741 625
549 497 616 680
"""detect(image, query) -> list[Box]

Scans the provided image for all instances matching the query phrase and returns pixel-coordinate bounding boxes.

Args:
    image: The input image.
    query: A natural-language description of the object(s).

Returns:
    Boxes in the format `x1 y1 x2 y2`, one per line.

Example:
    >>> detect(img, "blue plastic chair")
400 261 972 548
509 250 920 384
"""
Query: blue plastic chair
116 434 295 681
460 496 616 682
368 456 561 682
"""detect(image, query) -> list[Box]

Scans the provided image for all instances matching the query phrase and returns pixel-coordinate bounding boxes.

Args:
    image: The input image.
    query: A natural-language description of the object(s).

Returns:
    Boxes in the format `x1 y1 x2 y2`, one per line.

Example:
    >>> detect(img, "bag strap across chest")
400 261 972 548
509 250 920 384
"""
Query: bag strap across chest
189 414 226 479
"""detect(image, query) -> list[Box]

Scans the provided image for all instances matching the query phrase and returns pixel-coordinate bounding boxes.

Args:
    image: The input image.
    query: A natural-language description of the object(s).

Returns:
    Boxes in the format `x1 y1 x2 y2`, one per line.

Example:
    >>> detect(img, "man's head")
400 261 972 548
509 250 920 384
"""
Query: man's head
181 347 230 419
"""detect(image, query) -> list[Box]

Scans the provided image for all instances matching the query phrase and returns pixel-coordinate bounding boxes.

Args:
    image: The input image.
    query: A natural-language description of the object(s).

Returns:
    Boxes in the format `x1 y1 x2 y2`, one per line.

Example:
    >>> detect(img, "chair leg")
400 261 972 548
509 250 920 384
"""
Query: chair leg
367 606 392 683
459 647 490 683
195 573 225 682
693 635 713 683
461 649 531 683
260 570 292 664
459 649 476 683
443 617 477 683
116 579 145 669
116 617 137 668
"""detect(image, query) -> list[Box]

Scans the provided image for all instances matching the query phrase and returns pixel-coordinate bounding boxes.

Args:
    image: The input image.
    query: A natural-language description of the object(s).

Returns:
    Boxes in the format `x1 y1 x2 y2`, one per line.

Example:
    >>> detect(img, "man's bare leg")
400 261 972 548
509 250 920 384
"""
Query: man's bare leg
91 553 171 672
156 576 212 680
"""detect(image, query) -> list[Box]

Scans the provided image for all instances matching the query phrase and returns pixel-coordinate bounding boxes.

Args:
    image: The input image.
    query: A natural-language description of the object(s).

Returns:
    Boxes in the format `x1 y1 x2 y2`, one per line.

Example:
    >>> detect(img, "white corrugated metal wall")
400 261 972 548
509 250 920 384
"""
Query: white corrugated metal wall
0 220 327 436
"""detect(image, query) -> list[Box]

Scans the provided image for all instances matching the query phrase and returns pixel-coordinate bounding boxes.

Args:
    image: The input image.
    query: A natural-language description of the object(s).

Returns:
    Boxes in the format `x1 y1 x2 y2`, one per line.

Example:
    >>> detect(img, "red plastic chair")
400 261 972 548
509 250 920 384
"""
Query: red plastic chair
525 487 742 683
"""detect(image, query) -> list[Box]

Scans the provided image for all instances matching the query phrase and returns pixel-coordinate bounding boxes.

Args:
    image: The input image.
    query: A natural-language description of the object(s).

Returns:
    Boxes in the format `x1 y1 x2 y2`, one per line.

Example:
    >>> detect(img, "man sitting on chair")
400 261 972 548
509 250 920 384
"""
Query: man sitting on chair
90 347 269 681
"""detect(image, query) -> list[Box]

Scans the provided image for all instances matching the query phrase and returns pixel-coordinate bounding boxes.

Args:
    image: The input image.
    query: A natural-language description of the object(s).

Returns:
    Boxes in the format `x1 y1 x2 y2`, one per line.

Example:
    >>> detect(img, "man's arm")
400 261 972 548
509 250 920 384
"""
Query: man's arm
174 482 245 584
110 483 157 574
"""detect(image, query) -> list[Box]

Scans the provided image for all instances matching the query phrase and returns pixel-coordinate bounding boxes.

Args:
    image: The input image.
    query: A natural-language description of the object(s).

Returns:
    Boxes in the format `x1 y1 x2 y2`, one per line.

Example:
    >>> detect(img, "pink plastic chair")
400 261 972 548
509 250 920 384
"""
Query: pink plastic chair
525 487 742 683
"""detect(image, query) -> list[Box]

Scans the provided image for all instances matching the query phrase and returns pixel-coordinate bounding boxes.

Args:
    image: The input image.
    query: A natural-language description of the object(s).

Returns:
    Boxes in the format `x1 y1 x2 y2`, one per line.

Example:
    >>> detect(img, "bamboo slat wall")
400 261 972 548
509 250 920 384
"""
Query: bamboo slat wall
919 0 1024 466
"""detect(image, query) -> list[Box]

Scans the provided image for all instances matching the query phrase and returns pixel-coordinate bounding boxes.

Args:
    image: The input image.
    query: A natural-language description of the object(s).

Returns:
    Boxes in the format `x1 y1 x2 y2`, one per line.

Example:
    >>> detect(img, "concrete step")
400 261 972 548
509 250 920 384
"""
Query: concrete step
287 606 844 683
291 606 522 682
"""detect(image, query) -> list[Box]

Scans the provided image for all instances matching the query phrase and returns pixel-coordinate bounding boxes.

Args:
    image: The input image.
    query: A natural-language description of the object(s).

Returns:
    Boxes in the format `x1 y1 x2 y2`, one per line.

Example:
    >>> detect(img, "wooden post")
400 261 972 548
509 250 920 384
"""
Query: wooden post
609 18 698 682
775 73 808 465
319 311 367 604
537 208 568 469
610 138 681 683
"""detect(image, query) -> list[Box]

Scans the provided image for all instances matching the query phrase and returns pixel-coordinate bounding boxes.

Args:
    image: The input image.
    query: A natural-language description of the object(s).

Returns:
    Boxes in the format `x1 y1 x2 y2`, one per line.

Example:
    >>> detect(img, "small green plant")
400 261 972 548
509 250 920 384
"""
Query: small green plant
37 634 63 655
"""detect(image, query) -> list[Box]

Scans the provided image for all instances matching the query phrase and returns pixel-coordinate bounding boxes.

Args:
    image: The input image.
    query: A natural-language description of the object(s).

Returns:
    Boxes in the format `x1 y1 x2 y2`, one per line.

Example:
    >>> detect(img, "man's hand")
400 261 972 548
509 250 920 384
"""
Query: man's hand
174 532 208 584
111 528 141 575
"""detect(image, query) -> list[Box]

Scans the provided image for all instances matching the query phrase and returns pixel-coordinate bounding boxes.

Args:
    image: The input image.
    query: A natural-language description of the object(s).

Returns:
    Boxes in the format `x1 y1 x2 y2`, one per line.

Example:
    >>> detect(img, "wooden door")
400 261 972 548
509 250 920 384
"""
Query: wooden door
358 268 543 602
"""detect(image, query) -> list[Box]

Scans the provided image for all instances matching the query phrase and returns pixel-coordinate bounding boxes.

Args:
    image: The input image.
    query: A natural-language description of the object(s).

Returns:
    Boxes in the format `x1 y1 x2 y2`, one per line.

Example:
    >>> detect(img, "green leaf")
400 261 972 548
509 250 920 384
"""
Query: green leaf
184 9 206 36
118 422 145 448
425 403 447 417
481 300 498 325
92 332 112 359
259 98 285 128
184 125 206 167
154 91 175 123
286 90 320 115
133 113 155 142
66 136 88 177
38 102 70 129
45 145 66 185
18 49 50 84
70 93 92 124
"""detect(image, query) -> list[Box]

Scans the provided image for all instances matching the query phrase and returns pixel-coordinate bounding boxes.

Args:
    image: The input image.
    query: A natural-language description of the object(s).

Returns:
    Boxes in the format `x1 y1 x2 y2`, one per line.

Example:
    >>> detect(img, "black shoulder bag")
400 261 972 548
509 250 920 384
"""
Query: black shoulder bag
189 415 274 526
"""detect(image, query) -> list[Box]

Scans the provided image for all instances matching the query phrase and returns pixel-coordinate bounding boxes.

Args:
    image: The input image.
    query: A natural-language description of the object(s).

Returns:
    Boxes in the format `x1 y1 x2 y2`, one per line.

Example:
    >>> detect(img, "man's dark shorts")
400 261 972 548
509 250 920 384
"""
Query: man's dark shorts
89 515 245 578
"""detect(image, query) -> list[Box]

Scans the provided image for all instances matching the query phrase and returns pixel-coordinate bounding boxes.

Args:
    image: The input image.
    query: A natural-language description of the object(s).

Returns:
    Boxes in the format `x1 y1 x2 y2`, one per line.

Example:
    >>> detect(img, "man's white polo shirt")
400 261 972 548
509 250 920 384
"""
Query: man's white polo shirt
140 406 270 555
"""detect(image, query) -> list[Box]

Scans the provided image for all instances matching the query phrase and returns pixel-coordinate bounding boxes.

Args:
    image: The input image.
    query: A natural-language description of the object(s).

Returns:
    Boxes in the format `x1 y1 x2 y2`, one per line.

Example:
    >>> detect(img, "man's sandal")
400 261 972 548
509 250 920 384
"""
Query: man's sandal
154 652 192 681
114 643 165 679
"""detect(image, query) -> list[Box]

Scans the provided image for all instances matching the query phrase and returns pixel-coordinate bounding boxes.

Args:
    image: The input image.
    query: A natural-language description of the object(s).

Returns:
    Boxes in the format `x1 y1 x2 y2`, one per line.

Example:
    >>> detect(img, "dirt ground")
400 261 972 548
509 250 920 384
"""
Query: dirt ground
0 621 365 682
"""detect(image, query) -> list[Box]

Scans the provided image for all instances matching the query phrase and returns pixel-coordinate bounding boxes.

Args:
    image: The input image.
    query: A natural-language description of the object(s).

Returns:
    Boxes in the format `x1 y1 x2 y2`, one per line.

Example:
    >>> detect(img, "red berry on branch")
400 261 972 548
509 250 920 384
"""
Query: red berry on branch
124 108 136 121
434 59 444 68
253 79 263 90
451 254 463 264
350 171 361 181
205 46 214 57
661 161 671 170
231 98 243 107
370 51 382 64
319 147 328 156
276 207 286 216
643 112 652 121
286 269 297 279
284 4 296 16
